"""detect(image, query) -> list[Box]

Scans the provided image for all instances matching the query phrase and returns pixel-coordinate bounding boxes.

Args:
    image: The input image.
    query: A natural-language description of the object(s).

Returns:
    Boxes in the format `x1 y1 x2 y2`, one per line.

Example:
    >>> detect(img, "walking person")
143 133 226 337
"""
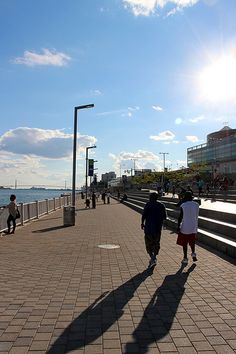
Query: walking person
6 194 18 234
101 192 106 204
177 191 199 265
141 193 167 268
106 191 111 204
92 192 96 209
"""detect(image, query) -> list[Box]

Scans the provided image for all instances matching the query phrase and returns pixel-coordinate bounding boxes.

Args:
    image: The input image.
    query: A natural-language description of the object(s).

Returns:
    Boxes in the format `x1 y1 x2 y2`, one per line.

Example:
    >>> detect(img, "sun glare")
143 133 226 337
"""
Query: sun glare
197 54 236 103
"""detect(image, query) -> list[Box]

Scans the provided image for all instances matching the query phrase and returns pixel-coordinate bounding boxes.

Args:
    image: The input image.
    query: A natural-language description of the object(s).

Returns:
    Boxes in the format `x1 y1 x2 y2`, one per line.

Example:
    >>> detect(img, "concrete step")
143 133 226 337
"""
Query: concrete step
115 192 236 259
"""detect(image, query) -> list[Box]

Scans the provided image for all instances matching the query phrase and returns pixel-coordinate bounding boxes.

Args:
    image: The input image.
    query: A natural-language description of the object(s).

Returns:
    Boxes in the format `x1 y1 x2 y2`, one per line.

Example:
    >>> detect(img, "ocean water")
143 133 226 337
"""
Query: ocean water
0 189 71 207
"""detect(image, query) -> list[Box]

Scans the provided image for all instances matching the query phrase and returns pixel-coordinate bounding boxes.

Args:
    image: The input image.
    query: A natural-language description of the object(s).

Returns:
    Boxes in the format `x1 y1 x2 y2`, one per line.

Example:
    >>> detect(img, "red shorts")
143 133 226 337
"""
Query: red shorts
177 232 196 247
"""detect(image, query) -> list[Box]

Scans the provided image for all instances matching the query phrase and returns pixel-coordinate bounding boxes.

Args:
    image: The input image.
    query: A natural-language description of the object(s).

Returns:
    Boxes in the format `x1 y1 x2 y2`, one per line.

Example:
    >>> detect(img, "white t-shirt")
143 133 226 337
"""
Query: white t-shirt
180 200 199 234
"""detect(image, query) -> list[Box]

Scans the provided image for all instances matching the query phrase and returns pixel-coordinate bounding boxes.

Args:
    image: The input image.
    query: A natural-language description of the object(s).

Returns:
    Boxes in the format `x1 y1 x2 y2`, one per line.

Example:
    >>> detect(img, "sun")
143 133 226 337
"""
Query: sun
197 54 236 103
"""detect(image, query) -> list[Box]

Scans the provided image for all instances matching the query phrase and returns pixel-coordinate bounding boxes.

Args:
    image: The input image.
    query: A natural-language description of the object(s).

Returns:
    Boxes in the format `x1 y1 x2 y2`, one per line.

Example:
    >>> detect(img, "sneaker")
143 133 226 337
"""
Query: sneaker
181 258 188 265
149 258 157 268
191 253 197 262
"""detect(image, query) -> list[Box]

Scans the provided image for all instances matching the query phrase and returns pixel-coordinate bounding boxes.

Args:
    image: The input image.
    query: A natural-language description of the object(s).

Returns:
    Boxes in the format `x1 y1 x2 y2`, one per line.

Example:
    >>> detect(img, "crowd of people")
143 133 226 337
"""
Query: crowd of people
82 190 112 209
160 173 233 201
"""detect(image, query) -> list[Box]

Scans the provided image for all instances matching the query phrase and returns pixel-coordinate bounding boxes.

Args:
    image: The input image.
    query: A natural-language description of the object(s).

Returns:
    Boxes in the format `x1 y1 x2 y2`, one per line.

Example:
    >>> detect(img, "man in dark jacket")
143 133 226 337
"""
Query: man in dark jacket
141 193 167 268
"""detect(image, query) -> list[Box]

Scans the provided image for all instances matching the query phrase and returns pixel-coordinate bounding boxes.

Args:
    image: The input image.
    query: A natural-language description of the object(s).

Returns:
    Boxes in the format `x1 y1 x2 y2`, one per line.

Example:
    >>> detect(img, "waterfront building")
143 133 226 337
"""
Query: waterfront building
134 169 152 176
187 125 236 175
101 171 116 183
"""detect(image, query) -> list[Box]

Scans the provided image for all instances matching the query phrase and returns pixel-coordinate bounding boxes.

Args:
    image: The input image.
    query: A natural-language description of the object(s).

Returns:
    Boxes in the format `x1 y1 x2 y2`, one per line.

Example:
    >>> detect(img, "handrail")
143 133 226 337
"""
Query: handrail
0 195 72 233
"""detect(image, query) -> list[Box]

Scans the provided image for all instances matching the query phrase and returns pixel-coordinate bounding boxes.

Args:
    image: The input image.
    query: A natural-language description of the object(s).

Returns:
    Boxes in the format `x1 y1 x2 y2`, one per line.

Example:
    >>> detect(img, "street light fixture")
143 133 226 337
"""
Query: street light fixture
70 104 94 224
159 152 169 186
85 145 96 199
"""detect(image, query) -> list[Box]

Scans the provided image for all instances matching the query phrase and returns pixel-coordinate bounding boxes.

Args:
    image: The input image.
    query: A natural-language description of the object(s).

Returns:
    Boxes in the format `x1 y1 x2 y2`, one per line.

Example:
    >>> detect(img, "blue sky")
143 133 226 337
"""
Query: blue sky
0 0 236 188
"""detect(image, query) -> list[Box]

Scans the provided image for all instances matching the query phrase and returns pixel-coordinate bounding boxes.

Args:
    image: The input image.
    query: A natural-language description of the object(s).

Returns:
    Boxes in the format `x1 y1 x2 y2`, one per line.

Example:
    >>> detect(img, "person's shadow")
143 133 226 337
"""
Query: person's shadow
124 264 196 353
46 267 154 353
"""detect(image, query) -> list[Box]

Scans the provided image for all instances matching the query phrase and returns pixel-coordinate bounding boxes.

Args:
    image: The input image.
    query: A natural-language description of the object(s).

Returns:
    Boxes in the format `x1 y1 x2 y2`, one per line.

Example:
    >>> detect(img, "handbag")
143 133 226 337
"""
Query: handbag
16 208 20 219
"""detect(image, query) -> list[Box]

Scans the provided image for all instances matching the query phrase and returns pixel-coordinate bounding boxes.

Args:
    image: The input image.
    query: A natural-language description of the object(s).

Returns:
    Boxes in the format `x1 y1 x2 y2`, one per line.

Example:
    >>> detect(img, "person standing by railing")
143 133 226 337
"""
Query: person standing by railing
5 194 18 234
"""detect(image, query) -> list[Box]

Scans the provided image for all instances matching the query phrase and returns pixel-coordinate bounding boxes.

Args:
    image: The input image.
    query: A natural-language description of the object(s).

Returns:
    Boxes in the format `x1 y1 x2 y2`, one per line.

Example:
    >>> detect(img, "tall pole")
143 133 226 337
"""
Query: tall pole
71 103 94 211
72 107 78 207
159 152 169 186
85 147 88 200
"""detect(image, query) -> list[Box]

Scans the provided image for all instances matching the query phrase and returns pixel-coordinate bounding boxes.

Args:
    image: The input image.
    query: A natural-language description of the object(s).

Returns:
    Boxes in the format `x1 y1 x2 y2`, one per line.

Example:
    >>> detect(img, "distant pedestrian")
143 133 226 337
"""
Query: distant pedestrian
85 199 90 208
141 193 167 268
107 191 111 204
120 193 128 203
92 192 96 209
177 191 199 265
172 185 176 198
117 190 121 199
197 179 204 197
5 194 18 234
101 192 106 204
205 183 210 197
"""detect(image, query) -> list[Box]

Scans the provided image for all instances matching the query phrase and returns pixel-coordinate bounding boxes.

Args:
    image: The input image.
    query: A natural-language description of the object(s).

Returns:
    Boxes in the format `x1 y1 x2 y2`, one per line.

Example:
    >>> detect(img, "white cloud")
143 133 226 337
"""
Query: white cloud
0 127 96 159
175 115 205 125
109 150 161 174
123 0 199 16
13 48 71 67
97 106 139 118
128 106 140 111
186 135 199 143
152 105 163 111
175 118 183 125
189 115 205 123
91 89 102 96
150 130 175 141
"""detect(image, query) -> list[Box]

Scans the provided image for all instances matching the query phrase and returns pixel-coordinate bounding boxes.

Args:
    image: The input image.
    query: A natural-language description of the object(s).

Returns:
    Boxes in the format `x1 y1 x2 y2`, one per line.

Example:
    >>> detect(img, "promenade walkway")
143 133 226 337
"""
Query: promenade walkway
0 198 235 354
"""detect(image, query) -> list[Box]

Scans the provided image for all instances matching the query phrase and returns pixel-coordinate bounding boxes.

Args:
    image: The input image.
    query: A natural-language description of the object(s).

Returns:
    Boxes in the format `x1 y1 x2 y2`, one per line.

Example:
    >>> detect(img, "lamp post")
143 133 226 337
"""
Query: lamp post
159 152 169 186
68 104 94 225
85 145 96 200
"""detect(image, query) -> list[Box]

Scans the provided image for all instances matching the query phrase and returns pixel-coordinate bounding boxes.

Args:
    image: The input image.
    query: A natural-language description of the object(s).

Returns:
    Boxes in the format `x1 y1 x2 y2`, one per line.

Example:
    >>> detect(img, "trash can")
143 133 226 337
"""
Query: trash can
63 206 75 226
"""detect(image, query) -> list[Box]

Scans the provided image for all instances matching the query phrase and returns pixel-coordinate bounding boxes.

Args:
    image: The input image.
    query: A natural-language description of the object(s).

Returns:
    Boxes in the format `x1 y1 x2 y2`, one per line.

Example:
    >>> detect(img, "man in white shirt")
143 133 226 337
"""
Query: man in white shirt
177 191 199 265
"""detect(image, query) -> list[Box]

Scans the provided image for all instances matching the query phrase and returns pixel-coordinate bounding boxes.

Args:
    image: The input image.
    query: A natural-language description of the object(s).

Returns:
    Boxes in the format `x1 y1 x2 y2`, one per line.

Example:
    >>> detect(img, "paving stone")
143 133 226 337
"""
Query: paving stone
0 198 235 353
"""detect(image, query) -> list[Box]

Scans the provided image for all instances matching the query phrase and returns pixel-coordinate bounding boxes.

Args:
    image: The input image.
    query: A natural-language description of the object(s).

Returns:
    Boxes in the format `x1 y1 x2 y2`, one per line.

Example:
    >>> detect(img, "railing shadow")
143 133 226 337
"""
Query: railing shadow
46 268 154 353
124 264 196 353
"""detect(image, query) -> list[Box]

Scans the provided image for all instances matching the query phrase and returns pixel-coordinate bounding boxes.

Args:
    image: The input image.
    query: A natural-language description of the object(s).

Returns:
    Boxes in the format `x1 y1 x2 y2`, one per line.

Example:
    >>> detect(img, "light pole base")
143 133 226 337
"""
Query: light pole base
63 206 75 226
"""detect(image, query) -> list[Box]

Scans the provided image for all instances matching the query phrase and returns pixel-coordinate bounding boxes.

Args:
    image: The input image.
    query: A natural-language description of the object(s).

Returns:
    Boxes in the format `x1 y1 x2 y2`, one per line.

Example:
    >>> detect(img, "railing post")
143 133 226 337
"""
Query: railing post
59 197 62 209
20 203 24 226
28 203 30 221
53 198 56 211
36 200 39 219
46 199 49 214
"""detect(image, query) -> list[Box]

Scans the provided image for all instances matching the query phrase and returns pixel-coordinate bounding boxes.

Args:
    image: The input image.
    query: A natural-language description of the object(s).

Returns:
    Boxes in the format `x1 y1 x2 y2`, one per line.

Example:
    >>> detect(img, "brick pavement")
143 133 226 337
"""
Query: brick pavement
0 198 235 354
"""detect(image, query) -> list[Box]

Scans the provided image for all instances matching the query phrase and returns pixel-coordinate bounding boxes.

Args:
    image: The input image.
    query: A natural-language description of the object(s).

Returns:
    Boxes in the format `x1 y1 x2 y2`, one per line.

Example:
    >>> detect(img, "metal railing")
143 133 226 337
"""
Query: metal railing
0 194 72 233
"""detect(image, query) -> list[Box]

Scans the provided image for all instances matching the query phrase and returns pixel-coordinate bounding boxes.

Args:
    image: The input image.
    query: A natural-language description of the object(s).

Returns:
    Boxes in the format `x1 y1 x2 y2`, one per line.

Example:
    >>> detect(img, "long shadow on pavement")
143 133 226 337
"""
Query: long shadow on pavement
32 225 70 233
124 264 196 353
47 267 154 353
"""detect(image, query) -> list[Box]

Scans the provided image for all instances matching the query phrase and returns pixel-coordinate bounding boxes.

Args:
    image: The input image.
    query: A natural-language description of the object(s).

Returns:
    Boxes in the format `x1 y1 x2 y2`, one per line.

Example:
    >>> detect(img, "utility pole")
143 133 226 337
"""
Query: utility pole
159 152 169 186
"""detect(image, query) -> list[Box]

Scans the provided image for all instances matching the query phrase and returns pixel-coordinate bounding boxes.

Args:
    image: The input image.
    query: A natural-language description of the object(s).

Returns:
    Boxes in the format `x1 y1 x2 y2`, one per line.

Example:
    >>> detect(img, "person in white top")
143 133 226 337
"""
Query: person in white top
177 191 199 265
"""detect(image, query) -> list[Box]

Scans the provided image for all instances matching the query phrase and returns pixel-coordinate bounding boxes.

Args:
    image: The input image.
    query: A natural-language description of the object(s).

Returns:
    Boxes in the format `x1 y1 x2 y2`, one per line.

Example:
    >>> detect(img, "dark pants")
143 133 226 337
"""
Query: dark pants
144 232 161 257
7 214 16 233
